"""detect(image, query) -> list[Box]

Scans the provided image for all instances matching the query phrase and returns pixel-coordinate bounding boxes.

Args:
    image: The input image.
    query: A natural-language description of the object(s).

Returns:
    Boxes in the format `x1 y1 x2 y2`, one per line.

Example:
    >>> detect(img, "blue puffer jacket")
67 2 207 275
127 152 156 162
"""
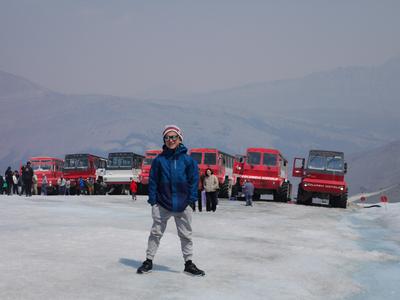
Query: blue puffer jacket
148 144 199 212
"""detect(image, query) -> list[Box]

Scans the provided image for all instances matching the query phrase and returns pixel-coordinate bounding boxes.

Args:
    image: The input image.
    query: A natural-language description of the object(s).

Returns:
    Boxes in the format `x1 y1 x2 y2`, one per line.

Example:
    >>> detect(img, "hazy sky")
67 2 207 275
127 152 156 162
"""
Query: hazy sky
1 0 400 98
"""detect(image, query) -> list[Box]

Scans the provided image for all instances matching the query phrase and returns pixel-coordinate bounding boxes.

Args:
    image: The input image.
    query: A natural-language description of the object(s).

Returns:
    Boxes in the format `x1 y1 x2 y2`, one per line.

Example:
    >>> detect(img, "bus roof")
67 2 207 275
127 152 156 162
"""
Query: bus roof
246 148 288 162
309 150 344 157
145 149 162 155
108 152 145 158
246 148 282 155
189 148 235 159
30 156 64 162
64 153 107 160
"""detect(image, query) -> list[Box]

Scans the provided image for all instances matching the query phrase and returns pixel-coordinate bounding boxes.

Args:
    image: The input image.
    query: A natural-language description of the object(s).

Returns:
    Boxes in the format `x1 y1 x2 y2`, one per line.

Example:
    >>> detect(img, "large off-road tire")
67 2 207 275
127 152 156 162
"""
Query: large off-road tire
252 193 261 201
339 191 347 208
330 190 347 208
218 179 232 199
231 183 245 200
274 181 290 202
296 186 312 205
338 191 348 209
330 195 339 208
231 185 238 198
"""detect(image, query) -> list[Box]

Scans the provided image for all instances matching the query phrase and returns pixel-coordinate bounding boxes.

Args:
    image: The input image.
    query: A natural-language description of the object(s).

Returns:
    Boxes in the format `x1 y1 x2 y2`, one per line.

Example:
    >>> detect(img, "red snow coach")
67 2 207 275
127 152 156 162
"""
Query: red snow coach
292 150 348 208
63 153 107 194
138 149 162 194
29 156 64 194
189 148 235 198
232 148 291 201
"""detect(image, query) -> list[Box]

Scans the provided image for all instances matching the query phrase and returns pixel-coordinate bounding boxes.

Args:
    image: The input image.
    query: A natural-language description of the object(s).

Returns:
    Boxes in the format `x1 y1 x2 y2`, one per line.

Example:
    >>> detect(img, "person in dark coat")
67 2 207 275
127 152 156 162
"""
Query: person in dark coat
19 165 25 195
22 161 34 197
5 167 13 195
137 125 205 276
0 175 4 194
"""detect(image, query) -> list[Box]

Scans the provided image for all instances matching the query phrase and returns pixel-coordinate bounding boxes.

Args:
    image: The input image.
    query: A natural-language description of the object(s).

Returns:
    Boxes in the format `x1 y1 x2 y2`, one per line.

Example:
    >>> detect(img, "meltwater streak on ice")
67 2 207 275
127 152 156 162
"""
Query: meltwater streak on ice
347 208 400 300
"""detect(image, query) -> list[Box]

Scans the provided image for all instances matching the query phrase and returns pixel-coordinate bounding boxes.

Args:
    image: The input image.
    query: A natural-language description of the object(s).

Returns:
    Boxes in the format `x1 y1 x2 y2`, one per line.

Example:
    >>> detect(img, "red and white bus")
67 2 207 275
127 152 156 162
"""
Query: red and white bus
189 148 235 198
29 156 64 194
63 153 107 194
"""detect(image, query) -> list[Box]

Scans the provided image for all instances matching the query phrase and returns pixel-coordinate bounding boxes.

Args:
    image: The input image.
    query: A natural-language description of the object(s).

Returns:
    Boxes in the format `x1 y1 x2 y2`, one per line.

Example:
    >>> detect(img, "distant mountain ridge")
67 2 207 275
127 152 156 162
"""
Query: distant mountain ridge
187 55 400 108
1 56 400 198
180 56 400 150
0 70 52 99
347 140 400 195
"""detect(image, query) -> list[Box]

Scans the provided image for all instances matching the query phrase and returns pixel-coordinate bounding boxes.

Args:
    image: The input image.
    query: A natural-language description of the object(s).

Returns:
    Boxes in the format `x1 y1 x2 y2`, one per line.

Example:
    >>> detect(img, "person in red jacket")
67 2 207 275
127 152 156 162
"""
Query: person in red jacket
130 179 137 201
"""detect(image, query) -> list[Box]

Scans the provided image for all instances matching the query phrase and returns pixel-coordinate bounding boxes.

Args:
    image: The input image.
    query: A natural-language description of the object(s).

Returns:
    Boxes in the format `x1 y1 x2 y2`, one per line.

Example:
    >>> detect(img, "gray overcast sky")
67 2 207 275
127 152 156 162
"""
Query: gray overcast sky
1 0 400 98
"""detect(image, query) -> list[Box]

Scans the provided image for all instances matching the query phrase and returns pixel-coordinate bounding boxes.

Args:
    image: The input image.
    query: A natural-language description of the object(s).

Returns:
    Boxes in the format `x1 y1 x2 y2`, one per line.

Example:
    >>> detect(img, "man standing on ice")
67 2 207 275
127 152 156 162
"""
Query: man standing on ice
242 180 254 206
137 125 205 276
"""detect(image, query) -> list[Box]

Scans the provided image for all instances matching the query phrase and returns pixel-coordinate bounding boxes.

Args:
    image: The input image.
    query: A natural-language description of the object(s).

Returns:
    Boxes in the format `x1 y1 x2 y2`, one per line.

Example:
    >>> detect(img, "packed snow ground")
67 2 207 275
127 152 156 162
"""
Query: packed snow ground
0 195 399 300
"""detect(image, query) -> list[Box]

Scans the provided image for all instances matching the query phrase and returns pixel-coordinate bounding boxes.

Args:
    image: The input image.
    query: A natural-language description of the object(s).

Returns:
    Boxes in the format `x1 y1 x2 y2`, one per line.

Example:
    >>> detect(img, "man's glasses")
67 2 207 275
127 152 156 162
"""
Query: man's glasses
164 135 179 141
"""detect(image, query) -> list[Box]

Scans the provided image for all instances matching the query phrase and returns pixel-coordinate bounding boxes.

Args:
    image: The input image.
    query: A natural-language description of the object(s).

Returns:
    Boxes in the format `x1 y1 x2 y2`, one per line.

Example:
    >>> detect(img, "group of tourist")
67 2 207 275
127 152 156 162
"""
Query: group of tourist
0 162 34 196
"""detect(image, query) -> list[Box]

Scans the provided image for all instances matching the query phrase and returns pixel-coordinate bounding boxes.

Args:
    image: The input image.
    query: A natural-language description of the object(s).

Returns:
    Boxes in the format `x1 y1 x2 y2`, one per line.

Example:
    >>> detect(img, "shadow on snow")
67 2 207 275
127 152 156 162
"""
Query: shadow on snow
119 258 180 273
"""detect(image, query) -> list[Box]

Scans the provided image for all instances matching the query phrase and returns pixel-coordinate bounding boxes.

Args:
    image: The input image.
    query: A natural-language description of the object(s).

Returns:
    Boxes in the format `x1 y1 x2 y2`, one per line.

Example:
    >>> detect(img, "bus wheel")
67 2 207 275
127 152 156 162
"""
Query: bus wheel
297 187 311 205
218 179 230 199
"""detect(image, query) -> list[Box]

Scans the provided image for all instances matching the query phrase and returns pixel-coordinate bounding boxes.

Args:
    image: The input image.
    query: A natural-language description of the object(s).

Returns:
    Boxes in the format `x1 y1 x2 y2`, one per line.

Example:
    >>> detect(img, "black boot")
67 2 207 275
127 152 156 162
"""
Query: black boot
184 260 205 277
137 259 153 274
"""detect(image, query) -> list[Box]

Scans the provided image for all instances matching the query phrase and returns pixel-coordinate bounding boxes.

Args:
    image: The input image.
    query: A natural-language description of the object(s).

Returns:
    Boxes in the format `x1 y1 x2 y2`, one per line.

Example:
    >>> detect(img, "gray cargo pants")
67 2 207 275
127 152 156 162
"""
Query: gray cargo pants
146 204 193 262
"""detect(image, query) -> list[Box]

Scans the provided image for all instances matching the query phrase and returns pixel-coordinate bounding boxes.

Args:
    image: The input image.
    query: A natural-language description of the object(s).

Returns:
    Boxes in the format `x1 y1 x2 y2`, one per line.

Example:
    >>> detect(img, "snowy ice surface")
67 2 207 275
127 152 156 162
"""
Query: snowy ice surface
0 195 399 300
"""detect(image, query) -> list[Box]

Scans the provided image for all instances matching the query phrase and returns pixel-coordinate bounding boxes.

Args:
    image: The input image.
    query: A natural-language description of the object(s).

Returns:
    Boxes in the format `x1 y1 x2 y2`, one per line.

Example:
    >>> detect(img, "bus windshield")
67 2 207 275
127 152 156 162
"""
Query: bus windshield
263 153 277 166
107 157 132 169
326 156 344 171
308 154 343 172
64 158 88 169
32 163 53 171
247 152 261 165
204 153 216 165
190 153 202 164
